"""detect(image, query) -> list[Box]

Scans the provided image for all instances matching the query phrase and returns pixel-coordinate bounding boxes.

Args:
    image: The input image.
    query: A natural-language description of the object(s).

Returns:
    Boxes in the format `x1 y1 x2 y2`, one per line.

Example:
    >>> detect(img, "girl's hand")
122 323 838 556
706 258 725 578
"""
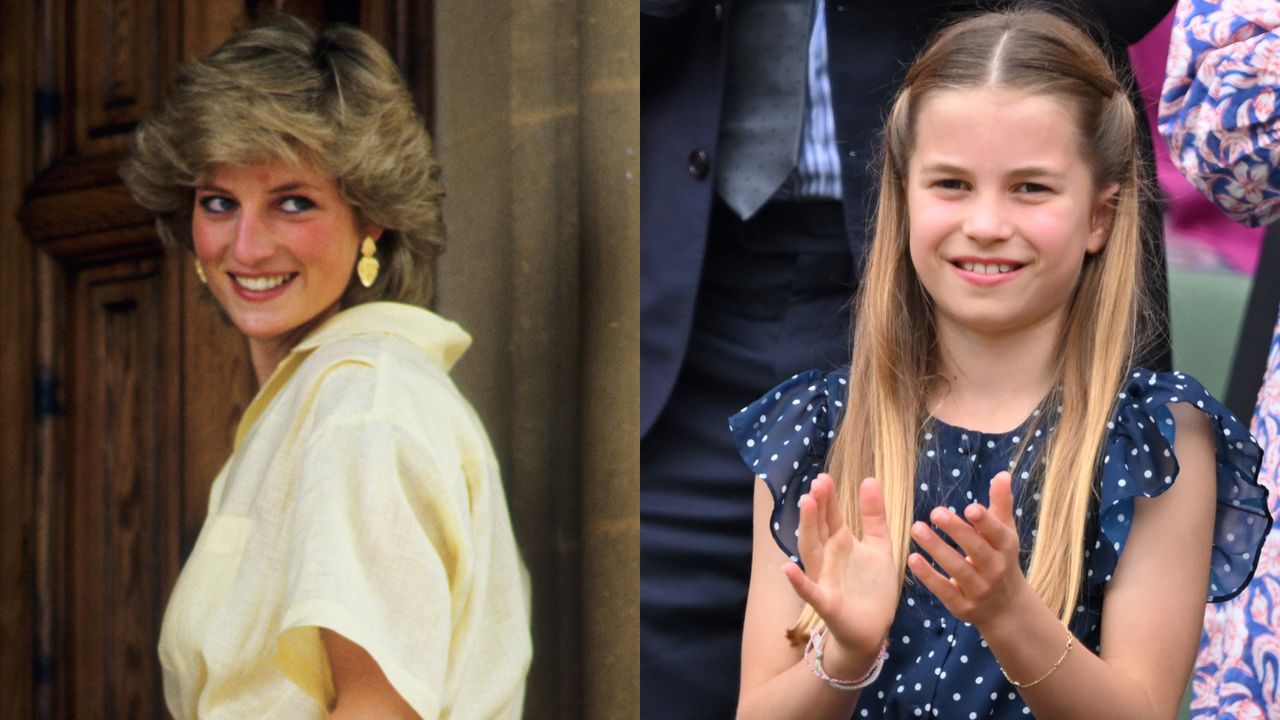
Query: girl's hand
781 474 899 671
907 471 1034 630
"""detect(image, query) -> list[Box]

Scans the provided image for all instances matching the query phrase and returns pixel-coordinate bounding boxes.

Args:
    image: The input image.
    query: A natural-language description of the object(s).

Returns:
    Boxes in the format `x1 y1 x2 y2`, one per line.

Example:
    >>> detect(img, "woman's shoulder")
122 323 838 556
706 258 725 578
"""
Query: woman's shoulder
1090 368 1270 601
283 320 491 467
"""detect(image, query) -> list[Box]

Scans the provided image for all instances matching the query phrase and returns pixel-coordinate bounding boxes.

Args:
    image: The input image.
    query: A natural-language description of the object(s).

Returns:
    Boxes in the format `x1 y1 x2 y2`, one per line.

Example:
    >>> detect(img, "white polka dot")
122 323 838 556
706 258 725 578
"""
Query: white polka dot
952 468 961 477
914 683 922 691
920 483 929 492
953 693 961 702
746 439 755 447
975 676 984 684
960 655 968 663
770 454 778 462
902 635 911 644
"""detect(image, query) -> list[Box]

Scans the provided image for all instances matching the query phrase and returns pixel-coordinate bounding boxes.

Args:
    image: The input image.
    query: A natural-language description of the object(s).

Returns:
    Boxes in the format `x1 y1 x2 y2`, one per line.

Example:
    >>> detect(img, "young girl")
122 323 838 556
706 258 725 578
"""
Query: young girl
730 9 1270 719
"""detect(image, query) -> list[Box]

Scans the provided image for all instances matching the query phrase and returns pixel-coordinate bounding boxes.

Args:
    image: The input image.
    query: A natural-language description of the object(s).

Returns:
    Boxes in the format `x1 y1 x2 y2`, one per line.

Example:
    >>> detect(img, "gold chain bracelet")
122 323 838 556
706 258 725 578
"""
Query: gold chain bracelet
1000 620 1074 689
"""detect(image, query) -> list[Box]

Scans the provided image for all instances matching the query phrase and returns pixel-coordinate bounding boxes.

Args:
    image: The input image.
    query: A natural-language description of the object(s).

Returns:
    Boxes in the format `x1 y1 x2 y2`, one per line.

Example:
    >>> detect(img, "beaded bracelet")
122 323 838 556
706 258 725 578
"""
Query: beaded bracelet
804 628 889 692
1000 620 1074 689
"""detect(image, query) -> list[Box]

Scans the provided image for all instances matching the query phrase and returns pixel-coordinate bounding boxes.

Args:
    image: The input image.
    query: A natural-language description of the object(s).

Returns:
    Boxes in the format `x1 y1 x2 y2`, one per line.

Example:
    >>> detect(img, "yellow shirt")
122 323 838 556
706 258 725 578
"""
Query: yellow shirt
158 302 531 719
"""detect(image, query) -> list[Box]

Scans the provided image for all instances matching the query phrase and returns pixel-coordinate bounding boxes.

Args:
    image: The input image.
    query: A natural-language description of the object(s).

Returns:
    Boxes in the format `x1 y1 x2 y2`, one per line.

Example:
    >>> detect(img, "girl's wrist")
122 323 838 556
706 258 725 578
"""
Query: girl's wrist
821 631 887 680
973 580 1055 653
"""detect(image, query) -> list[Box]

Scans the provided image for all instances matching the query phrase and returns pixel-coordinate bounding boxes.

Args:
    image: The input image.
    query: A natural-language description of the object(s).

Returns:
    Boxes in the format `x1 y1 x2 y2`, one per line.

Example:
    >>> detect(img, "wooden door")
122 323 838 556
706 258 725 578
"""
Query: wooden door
11 1 427 717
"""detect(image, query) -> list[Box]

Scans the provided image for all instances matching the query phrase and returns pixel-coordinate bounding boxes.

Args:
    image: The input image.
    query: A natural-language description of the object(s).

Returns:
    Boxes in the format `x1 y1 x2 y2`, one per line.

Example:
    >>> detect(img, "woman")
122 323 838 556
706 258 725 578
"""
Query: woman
1160 3 1280 716
121 14 531 719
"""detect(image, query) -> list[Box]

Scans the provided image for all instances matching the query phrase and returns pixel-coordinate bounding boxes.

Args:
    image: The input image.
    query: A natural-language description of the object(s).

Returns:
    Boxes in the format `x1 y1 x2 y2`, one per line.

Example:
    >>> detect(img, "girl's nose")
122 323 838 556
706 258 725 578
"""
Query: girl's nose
229 212 275 265
961 193 1013 243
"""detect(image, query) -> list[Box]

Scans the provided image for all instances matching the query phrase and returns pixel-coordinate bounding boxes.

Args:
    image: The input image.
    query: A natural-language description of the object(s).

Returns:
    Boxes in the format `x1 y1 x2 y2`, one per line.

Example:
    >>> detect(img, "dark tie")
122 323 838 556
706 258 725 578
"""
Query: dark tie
716 0 814 220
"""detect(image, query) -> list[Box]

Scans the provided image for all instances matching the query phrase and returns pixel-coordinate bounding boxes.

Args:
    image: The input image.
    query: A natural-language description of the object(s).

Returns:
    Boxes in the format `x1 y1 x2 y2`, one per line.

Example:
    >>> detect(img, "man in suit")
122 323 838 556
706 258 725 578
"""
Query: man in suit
640 2 1173 717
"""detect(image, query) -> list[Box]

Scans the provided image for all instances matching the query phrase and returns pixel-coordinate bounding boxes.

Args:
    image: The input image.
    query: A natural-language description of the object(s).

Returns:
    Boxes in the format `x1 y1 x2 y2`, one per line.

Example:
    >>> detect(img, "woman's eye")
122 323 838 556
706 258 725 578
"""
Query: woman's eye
198 196 235 213
934 179 967 191
279 196 315 213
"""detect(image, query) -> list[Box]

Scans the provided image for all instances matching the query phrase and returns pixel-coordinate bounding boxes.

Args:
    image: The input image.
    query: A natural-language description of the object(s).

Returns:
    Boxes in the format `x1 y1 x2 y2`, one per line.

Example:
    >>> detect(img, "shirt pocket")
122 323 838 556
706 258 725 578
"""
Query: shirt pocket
158 515 253 679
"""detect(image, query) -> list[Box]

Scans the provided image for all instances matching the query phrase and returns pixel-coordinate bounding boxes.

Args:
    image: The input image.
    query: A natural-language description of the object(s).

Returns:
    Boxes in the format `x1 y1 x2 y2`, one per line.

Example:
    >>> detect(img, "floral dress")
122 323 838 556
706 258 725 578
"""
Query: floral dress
730 368 1269 719
1161 2 1280 715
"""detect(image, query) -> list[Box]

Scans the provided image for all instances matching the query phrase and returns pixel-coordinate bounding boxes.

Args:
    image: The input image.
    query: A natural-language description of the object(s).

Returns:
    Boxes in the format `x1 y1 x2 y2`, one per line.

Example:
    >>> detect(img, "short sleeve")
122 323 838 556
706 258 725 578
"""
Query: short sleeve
729 368 849 565
272 413 464 718
1091 370 1271 602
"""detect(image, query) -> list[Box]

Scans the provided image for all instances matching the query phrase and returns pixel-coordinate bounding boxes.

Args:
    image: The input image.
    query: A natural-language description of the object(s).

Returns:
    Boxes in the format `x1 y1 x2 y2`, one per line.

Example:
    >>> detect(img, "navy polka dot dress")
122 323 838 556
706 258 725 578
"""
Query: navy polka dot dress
729 367 1270 719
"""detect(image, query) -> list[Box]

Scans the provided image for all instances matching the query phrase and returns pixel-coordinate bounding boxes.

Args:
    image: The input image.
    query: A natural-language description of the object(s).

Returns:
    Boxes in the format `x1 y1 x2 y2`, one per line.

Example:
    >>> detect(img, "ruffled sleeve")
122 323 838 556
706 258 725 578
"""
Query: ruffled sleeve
728 368 849 565
1091 369 1270 602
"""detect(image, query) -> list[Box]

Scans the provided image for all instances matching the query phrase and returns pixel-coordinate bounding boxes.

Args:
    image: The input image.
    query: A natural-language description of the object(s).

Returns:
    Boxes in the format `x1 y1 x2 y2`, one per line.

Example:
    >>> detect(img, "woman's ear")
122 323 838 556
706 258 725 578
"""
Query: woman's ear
364 227 385 244
1086 183 1120 254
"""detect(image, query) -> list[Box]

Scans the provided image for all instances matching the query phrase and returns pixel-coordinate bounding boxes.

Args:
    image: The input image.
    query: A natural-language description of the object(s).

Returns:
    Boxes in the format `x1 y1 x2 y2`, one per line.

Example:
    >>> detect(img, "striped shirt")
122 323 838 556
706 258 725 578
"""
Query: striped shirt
783 0 843 200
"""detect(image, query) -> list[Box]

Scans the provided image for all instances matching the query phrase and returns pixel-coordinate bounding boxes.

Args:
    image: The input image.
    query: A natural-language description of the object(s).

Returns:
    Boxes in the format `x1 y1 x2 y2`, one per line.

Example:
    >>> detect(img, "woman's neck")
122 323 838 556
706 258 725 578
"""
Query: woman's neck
245 304 341 386
929 312 1064 433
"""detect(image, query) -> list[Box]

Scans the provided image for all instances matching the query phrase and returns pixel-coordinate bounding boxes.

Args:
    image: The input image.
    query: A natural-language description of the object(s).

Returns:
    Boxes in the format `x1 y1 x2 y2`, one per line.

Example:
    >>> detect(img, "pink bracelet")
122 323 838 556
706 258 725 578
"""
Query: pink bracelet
804 628 889 692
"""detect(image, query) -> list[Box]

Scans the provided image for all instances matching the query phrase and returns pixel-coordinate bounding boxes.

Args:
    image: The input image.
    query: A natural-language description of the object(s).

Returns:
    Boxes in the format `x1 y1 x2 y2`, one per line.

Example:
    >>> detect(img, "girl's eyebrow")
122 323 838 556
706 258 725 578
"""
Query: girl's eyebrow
918 162 1066 178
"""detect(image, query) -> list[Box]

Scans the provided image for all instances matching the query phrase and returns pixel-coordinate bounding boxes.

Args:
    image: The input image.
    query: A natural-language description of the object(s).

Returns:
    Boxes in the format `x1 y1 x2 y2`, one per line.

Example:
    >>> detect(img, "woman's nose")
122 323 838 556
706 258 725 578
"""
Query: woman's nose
229 211 275 265
961 192 1013 243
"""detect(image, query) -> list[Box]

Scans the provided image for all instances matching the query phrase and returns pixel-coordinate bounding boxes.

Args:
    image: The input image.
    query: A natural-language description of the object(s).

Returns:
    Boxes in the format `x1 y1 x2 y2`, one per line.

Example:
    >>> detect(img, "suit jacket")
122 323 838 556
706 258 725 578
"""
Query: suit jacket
640 0 1175 437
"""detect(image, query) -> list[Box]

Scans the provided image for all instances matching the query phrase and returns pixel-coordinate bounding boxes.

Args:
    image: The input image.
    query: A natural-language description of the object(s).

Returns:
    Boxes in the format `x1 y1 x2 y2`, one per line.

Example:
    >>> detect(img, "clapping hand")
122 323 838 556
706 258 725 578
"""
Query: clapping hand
907 471 1033 629
781 473 900 670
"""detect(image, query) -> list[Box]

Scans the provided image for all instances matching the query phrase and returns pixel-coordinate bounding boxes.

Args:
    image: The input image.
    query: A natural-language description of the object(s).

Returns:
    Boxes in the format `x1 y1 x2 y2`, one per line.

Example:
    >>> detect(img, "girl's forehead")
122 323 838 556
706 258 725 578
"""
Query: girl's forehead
910 87 1086 172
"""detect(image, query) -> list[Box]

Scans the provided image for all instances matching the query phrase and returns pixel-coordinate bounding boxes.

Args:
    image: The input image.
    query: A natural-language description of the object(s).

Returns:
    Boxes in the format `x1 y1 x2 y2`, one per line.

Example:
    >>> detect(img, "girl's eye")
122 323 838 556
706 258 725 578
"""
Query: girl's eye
198 196 235 213
934 178 968 191
279 196 315 213
1016 182 1052 194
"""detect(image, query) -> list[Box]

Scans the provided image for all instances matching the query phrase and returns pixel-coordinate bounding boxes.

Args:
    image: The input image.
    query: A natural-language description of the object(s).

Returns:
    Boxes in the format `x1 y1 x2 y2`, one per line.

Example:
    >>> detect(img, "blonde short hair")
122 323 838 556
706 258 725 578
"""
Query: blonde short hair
121 13 444 306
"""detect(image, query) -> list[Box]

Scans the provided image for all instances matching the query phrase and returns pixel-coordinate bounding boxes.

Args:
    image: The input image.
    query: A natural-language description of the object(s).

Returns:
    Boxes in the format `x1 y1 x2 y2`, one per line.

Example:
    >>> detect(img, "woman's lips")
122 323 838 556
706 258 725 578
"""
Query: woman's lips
228 272 298 301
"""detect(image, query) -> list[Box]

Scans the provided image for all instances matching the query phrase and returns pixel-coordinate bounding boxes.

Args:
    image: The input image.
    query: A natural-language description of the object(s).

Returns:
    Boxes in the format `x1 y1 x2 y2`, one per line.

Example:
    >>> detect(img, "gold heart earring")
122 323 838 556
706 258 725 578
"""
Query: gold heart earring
357 236 379 288
194 258 207 284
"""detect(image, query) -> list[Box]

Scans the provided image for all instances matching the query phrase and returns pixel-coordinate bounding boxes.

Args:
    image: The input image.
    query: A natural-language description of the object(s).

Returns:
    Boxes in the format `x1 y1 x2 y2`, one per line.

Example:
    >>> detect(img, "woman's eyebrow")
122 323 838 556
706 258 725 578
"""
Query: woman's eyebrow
267 181 320 193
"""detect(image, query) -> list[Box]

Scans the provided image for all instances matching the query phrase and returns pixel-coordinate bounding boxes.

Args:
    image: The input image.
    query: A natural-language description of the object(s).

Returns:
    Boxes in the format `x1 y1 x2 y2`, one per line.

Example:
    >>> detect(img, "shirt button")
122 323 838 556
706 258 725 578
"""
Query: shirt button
688 149 710 180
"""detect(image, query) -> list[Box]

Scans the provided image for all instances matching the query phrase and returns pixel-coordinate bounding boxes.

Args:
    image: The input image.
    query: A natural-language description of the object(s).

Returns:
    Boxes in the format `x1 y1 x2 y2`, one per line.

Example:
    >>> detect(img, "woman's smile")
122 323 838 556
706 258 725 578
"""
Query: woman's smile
229 271 299 296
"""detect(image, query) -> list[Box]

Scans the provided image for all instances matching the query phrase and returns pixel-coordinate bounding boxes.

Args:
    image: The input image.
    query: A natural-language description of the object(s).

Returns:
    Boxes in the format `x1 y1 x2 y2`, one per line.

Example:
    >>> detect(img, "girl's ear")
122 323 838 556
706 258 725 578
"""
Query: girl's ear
364 227 385 243
1086 183 1120 254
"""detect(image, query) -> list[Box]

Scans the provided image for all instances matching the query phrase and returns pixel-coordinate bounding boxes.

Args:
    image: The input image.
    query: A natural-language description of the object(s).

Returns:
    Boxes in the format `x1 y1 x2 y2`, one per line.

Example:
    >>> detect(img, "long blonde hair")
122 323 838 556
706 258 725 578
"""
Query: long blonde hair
794 8 1151 639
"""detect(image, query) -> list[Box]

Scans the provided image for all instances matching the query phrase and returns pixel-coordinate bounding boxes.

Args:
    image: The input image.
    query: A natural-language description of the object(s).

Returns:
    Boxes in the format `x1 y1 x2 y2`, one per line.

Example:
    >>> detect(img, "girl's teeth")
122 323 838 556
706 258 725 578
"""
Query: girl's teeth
234 274 292 291
959 262 1015 275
